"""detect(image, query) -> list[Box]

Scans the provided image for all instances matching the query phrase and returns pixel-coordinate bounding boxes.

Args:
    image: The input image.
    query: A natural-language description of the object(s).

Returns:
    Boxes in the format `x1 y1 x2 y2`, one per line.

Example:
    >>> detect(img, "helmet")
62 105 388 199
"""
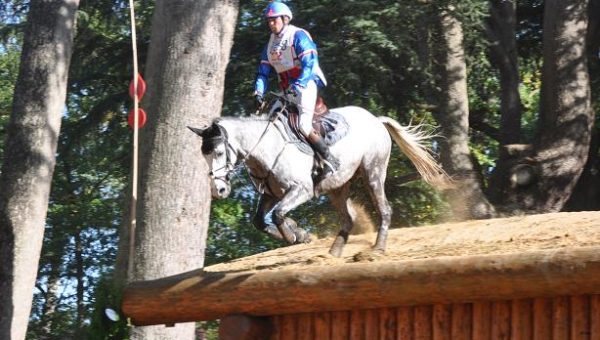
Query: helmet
264 2 293 21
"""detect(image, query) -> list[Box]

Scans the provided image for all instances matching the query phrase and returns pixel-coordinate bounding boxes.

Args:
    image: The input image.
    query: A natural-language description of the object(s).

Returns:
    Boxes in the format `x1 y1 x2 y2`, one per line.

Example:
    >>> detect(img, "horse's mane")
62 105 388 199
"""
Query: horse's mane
217 115 270 123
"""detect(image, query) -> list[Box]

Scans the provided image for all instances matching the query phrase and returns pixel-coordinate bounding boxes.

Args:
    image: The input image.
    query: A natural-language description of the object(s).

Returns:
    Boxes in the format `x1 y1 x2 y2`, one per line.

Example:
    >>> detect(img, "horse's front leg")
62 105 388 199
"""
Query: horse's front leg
252 194 286 241
271 186 314 244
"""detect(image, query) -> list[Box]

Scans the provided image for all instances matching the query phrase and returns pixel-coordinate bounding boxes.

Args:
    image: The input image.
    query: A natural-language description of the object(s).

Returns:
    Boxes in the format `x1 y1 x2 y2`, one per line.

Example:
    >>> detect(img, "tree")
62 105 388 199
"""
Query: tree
432 4 496 219
127 1 239 339
500 0 593 212
0 1 80 339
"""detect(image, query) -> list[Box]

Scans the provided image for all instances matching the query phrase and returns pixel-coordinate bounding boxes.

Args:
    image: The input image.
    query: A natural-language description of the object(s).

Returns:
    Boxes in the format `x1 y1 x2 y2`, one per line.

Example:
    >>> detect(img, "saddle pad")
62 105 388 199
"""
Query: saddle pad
319 111 349 146
275 110 350 154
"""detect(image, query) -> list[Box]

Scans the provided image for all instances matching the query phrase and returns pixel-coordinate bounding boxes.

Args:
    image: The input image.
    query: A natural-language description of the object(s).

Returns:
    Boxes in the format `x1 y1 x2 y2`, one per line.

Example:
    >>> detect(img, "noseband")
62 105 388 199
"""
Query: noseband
207 125 239 183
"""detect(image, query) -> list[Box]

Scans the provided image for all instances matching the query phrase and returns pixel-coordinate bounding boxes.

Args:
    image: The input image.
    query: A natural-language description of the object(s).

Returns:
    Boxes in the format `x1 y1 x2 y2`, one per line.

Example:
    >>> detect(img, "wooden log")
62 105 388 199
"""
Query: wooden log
313 312 330 340
296 313 312 340
591 295 600 340
570 295 590 340
349 309 364 339
491 301 510 340
552 296 569 340
451 303 471 340
433 304 451 340
330 311 350 339
472 301 491 339
511 299 532 340
364 309 379 340
396 306 414 339
218 315 272 340
532 298 552 340
414 305 433 340
379 307 396 339
122 247 600 326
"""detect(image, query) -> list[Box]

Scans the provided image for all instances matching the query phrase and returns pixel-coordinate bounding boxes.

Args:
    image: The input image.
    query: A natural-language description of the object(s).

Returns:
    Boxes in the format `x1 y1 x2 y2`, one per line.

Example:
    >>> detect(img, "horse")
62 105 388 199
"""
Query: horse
189 98 450 257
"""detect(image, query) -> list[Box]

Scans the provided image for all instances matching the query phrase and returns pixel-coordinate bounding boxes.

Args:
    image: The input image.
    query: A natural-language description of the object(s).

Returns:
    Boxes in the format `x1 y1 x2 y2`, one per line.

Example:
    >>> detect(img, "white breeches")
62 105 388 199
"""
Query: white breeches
286 80 317 137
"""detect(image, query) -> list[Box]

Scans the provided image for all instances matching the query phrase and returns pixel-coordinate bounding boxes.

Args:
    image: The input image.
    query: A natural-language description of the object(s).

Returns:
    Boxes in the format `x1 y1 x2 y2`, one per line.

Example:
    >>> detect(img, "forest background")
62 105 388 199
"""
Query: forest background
0 0 598 339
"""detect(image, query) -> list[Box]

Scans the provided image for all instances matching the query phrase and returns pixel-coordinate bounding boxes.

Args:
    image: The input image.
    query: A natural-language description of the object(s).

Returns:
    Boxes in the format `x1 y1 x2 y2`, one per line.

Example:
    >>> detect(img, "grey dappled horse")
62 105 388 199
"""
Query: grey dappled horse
189 101 449 257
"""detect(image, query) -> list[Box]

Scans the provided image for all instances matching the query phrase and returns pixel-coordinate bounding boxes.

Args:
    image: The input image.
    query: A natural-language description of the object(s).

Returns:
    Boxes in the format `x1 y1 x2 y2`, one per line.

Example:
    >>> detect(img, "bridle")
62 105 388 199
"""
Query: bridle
208 119 274 184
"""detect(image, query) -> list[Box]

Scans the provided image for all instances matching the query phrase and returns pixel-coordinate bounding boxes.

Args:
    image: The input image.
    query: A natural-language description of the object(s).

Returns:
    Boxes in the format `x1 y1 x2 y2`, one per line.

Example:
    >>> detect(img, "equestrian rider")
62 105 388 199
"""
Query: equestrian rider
254 1 339 176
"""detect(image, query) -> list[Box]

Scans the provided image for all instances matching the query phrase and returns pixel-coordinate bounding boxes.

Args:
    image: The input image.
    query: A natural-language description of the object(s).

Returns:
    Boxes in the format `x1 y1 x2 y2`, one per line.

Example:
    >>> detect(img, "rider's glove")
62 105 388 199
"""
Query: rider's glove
286 83 301 97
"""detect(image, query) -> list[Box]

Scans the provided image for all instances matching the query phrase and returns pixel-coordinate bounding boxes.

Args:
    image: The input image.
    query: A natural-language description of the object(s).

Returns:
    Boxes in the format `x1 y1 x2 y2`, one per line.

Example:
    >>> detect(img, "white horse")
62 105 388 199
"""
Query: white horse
189 100 449 257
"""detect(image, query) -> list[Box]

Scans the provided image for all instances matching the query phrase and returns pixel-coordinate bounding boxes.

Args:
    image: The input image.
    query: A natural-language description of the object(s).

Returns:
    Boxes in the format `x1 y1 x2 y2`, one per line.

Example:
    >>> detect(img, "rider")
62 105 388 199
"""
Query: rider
254 1 339 176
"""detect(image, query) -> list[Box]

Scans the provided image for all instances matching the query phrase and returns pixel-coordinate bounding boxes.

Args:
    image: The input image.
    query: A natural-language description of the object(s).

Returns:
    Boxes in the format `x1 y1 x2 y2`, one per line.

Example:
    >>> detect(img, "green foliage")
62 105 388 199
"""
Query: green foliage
205 175 282 266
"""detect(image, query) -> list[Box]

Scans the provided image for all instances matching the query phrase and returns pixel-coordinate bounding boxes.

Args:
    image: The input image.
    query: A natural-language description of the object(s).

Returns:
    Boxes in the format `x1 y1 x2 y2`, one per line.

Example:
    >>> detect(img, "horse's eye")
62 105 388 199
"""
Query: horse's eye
215 151 224 157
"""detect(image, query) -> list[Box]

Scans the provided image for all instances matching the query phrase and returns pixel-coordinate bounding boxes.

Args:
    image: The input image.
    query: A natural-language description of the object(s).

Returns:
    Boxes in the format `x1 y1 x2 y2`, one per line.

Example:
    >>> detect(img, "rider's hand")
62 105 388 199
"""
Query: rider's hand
255 93 264 110
286 84 300 97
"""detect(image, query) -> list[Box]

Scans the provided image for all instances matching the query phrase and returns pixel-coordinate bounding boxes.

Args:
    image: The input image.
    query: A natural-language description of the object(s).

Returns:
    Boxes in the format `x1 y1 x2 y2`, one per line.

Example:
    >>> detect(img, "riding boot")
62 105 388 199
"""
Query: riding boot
307 130 339 176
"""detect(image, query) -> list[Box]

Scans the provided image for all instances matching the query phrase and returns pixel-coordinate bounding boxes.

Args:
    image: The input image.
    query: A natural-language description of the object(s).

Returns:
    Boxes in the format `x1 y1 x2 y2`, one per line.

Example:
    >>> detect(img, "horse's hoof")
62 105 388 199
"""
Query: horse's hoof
294 229 312 244
329 247 343 258
329 235 347 257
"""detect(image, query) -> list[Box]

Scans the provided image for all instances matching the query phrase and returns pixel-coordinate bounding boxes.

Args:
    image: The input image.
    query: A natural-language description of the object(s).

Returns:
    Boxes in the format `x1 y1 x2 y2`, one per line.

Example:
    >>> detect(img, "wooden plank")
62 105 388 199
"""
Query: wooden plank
451 303 472 340
533 298 552 340
472 301 491 340
313 311 331 340
331 311 350 340
511 299 532 340
218 315 273 340
591 295 600 340
364 309 379 340
570 295 590 340
379 307 396 340
279 314 296 340
349 309 365 340
122 247 600 325
269 315 282 340
397 306 414 340
414 305 433 340
552 296 569 340
491 301 510 340
296 313 313 340
433 304 451 340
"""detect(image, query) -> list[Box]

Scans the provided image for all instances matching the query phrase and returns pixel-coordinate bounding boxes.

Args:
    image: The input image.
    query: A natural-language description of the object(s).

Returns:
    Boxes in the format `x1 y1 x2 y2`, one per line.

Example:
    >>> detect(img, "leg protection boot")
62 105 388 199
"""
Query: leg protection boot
307 130 339 176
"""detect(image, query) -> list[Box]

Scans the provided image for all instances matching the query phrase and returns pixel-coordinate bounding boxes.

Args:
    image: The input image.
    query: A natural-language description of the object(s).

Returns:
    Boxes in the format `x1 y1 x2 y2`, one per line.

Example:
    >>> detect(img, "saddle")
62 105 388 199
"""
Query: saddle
283 97 349 149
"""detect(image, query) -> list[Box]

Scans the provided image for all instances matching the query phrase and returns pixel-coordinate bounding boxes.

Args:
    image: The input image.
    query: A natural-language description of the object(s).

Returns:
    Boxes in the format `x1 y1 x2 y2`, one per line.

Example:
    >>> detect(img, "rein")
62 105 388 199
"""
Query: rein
211 118 274 186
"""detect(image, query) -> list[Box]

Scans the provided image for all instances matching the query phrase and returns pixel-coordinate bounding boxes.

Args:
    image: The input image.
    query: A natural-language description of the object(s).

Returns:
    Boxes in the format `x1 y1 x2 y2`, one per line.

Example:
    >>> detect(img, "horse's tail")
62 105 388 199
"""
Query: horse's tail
379 117 452 189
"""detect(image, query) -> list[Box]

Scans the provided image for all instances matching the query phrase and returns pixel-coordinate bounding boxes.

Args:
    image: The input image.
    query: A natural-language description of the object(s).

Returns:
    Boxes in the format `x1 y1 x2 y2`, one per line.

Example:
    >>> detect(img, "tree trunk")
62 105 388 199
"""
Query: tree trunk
508 0 593 212
485 0 525 204
486 0 522 145
0 1 79 339
128 1 238 339
433 5 495 220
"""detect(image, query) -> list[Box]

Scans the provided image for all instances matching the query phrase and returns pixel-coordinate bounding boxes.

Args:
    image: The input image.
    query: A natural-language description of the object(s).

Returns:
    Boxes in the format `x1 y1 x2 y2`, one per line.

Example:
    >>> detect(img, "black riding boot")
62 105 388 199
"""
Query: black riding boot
307 131 339 176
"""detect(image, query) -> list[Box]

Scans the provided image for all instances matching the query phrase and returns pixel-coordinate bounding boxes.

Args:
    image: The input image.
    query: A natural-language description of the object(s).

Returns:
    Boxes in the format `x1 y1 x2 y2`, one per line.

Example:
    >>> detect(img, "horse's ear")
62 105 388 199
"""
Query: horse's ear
187 126 206 137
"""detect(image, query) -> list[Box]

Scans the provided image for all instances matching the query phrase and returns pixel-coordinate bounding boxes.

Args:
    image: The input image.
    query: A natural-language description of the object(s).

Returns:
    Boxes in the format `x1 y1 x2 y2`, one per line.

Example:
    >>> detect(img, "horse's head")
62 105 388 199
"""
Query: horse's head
188 123 237 199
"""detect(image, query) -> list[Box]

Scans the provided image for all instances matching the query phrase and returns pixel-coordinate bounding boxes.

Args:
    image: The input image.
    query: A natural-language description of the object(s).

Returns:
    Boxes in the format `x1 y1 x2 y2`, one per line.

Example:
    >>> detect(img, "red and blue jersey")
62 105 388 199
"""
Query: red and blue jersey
255 25 327 95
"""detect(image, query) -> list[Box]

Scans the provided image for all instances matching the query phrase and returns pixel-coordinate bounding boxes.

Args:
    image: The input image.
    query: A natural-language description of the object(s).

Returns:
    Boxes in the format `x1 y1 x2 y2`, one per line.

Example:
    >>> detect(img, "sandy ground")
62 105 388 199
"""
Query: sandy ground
206 211 600 273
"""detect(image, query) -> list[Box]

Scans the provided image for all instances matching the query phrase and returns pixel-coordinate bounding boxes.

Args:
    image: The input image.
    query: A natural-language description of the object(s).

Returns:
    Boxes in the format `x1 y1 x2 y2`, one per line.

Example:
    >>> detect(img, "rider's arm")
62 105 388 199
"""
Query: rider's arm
293 30 318 88
254 45 271 95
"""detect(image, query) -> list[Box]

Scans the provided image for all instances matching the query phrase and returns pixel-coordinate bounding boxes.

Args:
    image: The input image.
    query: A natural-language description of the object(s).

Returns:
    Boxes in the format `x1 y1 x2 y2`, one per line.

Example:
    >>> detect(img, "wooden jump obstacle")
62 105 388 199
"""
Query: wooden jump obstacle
122 212 600 339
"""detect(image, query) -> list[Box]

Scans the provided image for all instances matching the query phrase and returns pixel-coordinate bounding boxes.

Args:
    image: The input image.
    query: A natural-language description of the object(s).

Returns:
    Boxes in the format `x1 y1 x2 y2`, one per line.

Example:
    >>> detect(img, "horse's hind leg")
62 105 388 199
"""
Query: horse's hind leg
328 183 355 257
363 164 392 252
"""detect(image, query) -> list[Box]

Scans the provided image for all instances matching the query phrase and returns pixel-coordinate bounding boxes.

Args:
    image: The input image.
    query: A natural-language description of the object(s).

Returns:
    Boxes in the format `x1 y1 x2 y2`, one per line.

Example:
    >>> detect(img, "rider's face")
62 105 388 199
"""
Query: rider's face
267 16 285 34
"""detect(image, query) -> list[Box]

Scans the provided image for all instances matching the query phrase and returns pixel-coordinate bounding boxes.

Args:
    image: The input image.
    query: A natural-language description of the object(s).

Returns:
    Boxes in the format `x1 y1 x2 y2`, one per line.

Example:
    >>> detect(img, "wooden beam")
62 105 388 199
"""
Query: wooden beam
122 246 600 326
